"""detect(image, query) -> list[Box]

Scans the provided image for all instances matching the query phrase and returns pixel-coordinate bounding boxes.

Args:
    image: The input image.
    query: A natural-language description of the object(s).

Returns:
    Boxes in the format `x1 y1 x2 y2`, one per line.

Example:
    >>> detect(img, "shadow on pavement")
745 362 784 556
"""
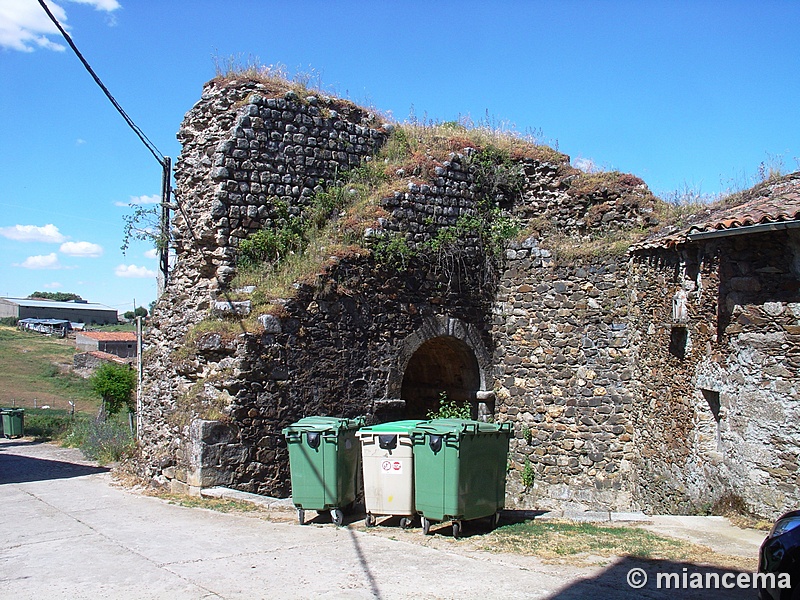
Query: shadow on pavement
0 451 109 485
545 556 756 599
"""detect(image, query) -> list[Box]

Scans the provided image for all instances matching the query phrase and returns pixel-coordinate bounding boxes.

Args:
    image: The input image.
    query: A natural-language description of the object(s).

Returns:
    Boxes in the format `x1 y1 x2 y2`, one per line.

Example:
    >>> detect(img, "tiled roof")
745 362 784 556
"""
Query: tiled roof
77 331 137 342
631 172 800 251
86 350 130 364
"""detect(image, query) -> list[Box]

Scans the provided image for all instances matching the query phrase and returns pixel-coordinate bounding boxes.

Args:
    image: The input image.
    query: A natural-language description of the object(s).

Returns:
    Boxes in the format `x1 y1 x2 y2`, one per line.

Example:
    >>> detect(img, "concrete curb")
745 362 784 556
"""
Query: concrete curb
199 486 296 509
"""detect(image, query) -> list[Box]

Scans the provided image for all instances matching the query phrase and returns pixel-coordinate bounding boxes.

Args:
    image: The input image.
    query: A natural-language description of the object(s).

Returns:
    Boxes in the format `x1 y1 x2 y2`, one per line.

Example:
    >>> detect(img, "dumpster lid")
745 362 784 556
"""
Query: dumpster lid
412 419 511 437
357 420 425 435
282 416 364 434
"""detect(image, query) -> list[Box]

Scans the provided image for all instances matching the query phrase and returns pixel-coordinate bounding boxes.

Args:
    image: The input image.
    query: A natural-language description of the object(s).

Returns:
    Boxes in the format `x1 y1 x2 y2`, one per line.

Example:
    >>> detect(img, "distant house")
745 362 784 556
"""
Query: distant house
73 350 132 372
75 331 137 358
0 297 118 325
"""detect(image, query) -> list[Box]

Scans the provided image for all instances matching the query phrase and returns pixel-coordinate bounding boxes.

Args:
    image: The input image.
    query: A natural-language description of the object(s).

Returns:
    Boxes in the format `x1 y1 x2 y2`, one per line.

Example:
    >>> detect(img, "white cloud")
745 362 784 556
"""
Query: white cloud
66 0 121 11
114 194 160 207
60 240 103 257
115 264 156 278
0 0 119 53
572 157 603 174
43 281 63 289
143 248 158 259
19 253 61 269
75 138 86 145
0 223 67 243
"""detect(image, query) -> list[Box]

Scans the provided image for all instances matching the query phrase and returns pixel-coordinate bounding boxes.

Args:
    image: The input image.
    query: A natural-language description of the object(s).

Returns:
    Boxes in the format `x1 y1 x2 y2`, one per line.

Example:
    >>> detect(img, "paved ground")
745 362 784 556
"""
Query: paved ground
0 438 766 599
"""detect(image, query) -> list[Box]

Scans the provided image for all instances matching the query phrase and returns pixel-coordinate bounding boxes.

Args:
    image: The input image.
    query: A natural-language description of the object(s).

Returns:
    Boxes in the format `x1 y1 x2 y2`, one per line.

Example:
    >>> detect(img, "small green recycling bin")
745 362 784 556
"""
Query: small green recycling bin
282 416 364 526
357 420 424 528
411 419 512 538
1 408 24 439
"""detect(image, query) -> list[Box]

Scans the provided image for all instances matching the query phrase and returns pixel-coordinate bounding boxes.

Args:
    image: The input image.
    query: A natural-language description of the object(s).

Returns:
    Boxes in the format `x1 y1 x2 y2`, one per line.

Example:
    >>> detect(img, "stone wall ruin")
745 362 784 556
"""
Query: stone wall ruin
139 76 800 519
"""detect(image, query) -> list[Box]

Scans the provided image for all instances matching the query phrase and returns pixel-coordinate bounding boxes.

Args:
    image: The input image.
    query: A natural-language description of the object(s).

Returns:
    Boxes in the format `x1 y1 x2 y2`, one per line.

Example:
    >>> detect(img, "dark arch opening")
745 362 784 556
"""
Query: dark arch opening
400 336 481 419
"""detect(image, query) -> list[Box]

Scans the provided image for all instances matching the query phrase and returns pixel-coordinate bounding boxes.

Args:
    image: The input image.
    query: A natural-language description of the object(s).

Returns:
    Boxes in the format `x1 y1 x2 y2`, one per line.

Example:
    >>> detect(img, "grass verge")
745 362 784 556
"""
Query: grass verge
477 520 757 570
159 494 270 515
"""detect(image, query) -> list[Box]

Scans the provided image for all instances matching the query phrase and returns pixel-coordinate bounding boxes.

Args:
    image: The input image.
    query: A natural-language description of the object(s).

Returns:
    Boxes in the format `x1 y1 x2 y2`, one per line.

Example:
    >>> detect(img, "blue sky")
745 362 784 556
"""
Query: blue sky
1 0 799 314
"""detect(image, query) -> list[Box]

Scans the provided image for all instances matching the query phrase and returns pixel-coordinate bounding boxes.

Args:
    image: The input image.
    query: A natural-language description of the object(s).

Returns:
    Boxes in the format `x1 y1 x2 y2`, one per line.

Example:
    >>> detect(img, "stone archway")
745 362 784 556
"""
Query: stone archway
384 315 496 421
401 336 481 419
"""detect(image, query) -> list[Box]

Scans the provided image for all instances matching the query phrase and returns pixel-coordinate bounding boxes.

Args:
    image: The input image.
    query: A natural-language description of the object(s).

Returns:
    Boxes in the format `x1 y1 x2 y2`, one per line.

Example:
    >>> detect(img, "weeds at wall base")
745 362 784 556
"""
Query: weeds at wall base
40 412 137 465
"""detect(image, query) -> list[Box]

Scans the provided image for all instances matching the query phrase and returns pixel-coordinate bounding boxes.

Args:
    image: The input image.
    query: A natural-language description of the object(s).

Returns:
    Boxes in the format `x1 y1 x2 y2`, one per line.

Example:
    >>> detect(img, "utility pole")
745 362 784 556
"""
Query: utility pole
136 315 143 440
159 157 171 295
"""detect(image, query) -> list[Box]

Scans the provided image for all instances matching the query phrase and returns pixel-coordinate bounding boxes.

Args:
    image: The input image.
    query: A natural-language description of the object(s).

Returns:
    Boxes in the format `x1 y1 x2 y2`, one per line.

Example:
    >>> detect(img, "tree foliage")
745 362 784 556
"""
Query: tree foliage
123 306 148 320
121 204 166 254
29 292 83 302
90 363 136 418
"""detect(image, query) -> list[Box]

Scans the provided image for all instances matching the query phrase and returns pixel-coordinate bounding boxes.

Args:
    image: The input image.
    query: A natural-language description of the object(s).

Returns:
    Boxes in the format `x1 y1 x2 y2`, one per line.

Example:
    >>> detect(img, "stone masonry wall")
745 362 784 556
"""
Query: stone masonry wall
139 78 390 489
629 229 800 518
139 86 511 494
495 244 637 511
141 76 799 518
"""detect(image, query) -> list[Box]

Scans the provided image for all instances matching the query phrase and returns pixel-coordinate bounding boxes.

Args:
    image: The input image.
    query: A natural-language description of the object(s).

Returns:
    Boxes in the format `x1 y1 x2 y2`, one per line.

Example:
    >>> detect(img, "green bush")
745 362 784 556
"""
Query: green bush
427 391 472 420
23 408 74 441
63 415 135 464
90 363 136 418
522 458 536 488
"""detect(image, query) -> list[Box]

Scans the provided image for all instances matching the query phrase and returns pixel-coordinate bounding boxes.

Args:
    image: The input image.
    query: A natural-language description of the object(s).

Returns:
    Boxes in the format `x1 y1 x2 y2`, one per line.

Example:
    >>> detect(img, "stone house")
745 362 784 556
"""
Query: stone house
627 174 800 517
137 75 799 518
75 331 138 359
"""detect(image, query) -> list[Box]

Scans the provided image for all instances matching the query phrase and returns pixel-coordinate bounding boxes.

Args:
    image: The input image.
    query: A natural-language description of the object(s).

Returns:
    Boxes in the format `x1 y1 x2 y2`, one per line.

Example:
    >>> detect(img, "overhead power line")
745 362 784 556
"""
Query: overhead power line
36 0 166 167
37 0 173 290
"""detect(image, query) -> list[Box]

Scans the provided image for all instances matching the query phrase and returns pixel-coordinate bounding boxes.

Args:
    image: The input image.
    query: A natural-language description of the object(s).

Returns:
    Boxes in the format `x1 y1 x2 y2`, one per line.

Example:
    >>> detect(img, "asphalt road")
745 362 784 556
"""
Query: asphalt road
0 438 757 599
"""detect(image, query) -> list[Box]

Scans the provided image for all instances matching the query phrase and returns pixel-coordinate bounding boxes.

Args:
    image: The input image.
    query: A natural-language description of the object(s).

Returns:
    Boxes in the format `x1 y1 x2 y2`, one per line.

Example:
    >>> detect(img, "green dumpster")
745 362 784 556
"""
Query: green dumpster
1 408 25 438
411 419 512 538
282 416 364 526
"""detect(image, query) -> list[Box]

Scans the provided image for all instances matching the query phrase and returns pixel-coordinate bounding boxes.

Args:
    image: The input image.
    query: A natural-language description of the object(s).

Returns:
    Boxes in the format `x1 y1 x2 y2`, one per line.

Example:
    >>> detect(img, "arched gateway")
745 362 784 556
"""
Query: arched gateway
387 315 495 420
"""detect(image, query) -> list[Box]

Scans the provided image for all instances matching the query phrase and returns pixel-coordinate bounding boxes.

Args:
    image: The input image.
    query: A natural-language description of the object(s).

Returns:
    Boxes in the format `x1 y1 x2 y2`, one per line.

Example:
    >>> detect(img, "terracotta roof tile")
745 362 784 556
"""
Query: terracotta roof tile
86 350 130 364
631 172 800 251
77 331 137 342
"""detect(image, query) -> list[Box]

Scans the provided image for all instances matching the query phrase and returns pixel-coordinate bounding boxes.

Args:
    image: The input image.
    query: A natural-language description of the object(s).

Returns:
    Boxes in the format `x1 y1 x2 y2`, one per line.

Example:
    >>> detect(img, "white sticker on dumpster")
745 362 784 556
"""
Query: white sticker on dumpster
381 460 403 474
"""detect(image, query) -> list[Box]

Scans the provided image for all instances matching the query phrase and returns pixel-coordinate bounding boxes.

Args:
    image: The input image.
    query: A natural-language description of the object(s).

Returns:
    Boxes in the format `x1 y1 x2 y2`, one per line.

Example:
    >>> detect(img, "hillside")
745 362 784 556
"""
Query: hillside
0 326 98 412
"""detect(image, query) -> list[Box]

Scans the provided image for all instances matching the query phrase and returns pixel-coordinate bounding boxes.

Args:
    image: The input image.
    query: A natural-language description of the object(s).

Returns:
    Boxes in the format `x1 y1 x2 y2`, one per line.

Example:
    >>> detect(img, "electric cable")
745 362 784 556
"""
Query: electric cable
36 0 166 167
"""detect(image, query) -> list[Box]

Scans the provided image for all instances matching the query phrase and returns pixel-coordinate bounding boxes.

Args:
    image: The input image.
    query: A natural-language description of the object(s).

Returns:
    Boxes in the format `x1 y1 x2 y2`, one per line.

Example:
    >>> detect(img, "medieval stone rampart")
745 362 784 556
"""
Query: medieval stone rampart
139 76 800 519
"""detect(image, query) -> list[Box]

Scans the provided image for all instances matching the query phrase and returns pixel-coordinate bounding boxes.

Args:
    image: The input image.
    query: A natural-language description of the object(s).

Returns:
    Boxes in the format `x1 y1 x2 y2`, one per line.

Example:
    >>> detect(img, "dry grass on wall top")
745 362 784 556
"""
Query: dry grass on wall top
388 120 568 174
210 58 384 123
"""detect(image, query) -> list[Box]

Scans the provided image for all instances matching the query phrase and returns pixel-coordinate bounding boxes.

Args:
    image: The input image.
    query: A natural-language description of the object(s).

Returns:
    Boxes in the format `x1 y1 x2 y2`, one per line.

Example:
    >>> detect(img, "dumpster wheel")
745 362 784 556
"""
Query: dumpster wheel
400 517 412 529
297 508 306 525
452 520 462 539
365 513 376 527
421 516 431 535
331 508 344 527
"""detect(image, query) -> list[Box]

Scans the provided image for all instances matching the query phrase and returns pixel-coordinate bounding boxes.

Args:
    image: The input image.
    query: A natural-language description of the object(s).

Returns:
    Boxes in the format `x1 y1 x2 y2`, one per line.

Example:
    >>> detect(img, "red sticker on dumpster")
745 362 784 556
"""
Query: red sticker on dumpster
381 460 402 474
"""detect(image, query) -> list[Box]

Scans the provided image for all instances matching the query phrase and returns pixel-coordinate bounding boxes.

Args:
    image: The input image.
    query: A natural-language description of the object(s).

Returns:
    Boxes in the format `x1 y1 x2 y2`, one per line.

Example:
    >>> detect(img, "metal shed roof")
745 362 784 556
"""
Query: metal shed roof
2 297 116 311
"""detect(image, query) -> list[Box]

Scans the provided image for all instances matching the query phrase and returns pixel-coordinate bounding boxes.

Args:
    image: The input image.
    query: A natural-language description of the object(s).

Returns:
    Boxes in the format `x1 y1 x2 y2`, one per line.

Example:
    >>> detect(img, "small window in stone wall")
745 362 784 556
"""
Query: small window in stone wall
701 389 721 422
669 326 688 359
